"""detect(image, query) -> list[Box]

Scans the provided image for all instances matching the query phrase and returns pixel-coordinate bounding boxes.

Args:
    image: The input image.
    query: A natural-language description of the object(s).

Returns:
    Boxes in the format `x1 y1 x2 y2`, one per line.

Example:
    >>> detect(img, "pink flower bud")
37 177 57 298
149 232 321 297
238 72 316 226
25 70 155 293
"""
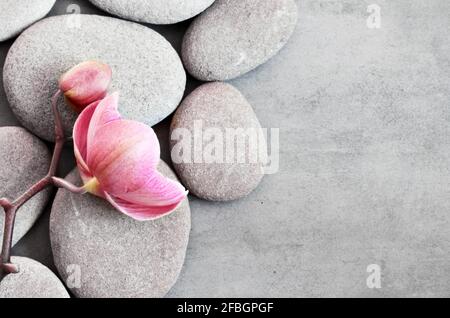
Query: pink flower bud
59 60 112 113
73 92 188 221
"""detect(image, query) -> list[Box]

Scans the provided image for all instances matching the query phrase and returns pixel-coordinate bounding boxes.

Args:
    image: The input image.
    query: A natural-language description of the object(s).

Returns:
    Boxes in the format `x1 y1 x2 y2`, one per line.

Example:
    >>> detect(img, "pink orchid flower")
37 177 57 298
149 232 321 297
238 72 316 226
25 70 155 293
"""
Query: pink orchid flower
73 92 188 221
59 60 112 113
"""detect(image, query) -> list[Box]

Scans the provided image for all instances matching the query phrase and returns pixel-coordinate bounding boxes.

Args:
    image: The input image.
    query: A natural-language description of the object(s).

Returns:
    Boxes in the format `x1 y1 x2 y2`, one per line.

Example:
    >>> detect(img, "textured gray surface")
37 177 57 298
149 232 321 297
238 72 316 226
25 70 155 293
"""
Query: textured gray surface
170 82 265 201
0 127 51 247
3 14 186 141
0 256 69 298
89 0 215 25
182 0 298 81
168 0 450 297
0 0 56 42
1 0 450 298
50 161 191 298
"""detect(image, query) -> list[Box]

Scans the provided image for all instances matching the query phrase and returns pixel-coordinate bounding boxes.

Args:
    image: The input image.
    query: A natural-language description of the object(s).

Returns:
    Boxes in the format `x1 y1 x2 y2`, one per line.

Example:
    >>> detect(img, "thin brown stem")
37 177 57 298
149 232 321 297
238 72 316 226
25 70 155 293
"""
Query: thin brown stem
52 177 86 194
0 89 65 279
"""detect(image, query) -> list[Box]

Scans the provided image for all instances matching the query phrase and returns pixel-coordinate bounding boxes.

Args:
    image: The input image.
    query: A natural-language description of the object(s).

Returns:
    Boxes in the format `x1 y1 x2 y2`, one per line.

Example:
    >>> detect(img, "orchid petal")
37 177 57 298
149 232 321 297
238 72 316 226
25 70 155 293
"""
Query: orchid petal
113 170 188 207
104 192 183 221
73 101 99 181
87 119 160 193
86 92 121 154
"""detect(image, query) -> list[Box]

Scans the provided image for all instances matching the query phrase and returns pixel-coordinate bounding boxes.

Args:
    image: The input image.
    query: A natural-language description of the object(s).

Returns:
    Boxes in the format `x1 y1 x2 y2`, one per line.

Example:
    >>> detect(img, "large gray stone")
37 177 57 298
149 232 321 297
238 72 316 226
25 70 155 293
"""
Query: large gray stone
50 161 191 298
0 256 69 298
0 0 56 42
89 0 216 25
3 14 186 141
0 126 51 247
170 82 265 201
182 0 298 81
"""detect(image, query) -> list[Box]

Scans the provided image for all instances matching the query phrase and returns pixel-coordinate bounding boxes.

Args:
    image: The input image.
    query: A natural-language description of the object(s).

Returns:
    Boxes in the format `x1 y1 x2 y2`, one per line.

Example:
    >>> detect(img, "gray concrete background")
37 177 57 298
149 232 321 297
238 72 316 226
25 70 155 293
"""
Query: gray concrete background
1 0 449 297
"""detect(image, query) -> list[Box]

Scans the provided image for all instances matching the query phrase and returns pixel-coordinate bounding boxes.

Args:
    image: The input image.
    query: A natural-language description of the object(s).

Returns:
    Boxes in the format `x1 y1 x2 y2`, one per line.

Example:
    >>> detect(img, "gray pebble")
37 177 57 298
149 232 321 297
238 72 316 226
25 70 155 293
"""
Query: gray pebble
0 256 69 298
0 127 51 247
170 82 265 201
50 161 191 298
89 0 216 25
3 14 186 141
0 0 56 42
182 0 298 81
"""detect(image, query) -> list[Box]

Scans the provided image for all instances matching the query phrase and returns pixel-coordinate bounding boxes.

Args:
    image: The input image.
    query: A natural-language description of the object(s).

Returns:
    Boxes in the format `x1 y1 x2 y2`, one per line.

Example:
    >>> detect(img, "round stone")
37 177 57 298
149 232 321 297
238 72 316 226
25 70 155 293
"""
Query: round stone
50 161 191 298
0 0 56 42
0 127 51 247
89 0 216 25
170 82 265 201
3 14 186 142
0 257 69 298
182 0 298 81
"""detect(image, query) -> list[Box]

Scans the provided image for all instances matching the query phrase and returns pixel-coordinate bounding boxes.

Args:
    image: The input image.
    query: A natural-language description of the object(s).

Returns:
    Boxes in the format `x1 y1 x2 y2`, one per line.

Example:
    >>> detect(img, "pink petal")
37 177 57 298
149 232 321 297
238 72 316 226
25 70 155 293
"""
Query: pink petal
113 169 188 206
86 92 121 154
73 100 99 181
87 119 161 194
104 192 184 221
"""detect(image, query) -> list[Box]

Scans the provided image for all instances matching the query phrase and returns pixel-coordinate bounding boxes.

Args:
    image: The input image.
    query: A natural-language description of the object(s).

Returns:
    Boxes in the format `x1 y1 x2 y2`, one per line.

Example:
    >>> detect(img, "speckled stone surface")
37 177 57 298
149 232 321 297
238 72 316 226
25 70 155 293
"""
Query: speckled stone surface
0 257 69 298
89 0 215 25
50 161 191 298
170 82 265 201
0 127 51 247
0 0 56 42
182 0 298 81
3 14 186 141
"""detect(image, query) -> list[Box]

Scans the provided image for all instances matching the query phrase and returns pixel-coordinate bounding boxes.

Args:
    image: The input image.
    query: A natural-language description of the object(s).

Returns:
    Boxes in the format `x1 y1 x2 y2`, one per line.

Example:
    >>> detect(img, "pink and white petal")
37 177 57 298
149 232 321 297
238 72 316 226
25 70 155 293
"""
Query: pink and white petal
87 120 161 192
86 92 121 152
114 170 188 207
73 100 99 178
104 192 183 221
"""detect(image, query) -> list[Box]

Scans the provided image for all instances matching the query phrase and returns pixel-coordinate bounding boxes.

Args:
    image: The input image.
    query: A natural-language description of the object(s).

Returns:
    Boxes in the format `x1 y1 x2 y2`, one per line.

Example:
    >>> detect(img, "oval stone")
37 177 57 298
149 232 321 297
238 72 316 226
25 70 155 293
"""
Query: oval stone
0 257 69 298
170 82 265 201
3 14 186 141
0 0 56 42
89 0 216 25
50 161 191 298
182 0 298 81
0 127 51 247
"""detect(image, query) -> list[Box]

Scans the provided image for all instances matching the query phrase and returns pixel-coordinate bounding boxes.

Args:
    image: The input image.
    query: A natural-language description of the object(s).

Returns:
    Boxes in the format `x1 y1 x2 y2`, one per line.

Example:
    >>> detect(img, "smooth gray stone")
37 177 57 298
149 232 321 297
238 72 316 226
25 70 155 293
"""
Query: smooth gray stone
0 256 69 298
170 82 265 201
0 0 56 42
89 0 216 25
182 0 298 81
0 127 51 247
50 161 191 298
3 14 186 141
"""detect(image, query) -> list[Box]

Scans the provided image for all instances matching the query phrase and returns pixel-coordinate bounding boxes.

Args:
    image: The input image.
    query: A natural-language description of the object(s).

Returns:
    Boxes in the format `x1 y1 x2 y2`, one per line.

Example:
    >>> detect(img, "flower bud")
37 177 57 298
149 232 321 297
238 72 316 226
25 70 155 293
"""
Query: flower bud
59 60 112 113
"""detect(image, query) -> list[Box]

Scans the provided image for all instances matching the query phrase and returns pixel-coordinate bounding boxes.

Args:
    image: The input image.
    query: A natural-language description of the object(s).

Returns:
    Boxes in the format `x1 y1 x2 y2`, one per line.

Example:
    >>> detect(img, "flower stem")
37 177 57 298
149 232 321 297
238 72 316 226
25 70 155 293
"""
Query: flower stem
0 89 65 280
52 177 86 194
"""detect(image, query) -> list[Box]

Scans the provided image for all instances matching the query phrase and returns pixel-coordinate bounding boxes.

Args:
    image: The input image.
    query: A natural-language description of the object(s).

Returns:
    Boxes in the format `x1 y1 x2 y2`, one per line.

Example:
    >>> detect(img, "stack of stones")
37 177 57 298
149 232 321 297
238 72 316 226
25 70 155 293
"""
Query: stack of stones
0 0 298 298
